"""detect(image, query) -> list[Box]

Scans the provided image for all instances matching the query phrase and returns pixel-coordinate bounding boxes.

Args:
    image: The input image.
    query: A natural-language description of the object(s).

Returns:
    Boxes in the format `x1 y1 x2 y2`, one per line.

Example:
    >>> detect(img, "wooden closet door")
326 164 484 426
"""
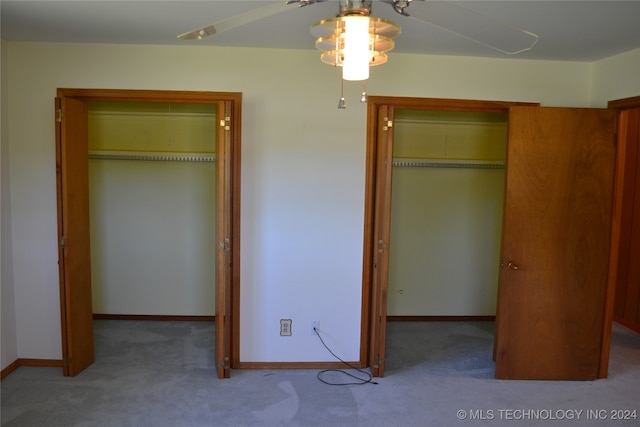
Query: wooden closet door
216 102 233 379
495 107 617 380
55 96 95 376
369 106 395 378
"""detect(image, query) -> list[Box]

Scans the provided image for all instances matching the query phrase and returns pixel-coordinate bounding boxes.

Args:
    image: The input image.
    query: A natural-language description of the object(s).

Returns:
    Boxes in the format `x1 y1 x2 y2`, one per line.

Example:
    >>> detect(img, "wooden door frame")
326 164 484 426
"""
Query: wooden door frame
598 95 640 378
55 88 242 375
606 95 640 337
361 96 538 376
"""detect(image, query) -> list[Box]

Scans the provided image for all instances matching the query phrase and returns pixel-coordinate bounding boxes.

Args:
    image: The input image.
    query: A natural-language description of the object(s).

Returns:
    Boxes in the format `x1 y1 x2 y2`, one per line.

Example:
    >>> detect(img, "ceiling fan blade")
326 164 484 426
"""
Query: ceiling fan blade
400 1 538 55
177 1 299 40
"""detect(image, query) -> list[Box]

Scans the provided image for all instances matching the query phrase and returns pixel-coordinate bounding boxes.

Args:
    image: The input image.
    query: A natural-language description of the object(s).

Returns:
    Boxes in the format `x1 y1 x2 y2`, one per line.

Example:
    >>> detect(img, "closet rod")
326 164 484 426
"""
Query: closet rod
393 158 505 170
88 151 216 163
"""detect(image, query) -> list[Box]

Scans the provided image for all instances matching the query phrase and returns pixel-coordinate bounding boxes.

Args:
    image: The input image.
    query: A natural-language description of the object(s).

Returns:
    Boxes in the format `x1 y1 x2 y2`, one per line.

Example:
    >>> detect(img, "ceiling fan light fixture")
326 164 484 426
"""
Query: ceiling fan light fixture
312 15 400 81
311 0 400 108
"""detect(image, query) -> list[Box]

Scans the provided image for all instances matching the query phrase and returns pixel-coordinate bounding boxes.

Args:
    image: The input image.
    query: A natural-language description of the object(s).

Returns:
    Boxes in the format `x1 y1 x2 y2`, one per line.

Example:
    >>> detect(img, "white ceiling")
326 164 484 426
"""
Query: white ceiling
2 1 640 61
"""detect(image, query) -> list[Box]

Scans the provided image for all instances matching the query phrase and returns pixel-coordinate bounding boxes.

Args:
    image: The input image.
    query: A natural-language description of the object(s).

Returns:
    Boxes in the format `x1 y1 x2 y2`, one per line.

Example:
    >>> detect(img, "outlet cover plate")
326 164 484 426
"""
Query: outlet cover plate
280 319 292 336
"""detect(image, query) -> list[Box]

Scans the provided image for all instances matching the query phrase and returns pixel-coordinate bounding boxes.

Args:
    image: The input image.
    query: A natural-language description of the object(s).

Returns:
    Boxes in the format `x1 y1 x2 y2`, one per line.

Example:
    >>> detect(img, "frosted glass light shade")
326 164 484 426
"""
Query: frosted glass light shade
342 16 371 81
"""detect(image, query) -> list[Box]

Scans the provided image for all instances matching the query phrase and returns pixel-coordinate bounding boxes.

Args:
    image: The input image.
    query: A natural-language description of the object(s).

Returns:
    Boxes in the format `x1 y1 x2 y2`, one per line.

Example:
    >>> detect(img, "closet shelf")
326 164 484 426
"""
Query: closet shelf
393 158 505 170
88 150 216 163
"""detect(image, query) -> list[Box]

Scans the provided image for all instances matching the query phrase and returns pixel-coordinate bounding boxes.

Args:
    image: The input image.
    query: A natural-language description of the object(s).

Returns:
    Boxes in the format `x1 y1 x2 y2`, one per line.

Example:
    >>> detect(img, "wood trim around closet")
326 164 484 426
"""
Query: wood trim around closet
364 96 538 113
55 88 242 376
361 96 540 374
56 88 243 103
607 95 640 336
609 95 640 110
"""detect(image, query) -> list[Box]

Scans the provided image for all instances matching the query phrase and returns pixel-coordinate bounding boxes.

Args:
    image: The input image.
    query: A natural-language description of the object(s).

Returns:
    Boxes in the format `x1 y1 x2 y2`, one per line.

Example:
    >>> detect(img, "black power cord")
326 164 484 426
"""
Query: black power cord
313 327 378 386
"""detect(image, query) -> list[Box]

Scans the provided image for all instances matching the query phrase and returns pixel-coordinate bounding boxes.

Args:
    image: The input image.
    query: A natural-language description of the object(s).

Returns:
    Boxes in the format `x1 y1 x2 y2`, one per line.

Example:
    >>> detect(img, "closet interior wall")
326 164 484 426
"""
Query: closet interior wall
387 109 508 316
87 101 217 316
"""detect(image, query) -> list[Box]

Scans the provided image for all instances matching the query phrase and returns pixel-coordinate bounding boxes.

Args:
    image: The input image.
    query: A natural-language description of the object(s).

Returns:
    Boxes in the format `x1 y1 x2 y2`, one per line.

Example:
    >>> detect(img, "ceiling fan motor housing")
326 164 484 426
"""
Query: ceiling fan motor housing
339 0 373 16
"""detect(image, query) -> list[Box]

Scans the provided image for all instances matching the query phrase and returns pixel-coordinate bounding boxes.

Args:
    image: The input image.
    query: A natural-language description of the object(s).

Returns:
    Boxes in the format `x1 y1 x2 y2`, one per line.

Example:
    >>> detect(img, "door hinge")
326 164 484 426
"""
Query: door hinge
219 116 231 131
220 356 230 370
64 355 72 366
59 235 67 248
373 356 385 369
378 239 388 253
56 108 64 123
382 117 393 131
219 237 230 252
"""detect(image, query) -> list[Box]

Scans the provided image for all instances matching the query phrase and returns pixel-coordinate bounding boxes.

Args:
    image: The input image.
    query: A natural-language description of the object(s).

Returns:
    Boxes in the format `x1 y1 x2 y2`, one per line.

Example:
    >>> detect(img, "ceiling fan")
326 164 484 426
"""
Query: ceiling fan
178 0 538 108
177 0 539 56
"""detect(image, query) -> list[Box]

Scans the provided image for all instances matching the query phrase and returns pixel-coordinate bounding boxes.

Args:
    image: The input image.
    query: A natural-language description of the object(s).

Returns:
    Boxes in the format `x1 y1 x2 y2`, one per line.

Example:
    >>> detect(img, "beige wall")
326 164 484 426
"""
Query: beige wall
2 41 639 369
592 48 640 106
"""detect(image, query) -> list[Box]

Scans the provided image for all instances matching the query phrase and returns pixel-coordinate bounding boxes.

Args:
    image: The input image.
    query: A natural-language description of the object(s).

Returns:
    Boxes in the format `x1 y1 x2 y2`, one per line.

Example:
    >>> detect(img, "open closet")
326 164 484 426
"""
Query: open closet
362 96 619 380
55 89 241 378
387 109 507 318
88 101 217 317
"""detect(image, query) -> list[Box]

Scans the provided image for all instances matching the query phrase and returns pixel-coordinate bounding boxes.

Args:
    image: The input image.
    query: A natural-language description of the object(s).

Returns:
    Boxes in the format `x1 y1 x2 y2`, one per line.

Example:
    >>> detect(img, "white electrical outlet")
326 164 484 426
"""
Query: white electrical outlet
309 321 320 336
280 319 292 336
